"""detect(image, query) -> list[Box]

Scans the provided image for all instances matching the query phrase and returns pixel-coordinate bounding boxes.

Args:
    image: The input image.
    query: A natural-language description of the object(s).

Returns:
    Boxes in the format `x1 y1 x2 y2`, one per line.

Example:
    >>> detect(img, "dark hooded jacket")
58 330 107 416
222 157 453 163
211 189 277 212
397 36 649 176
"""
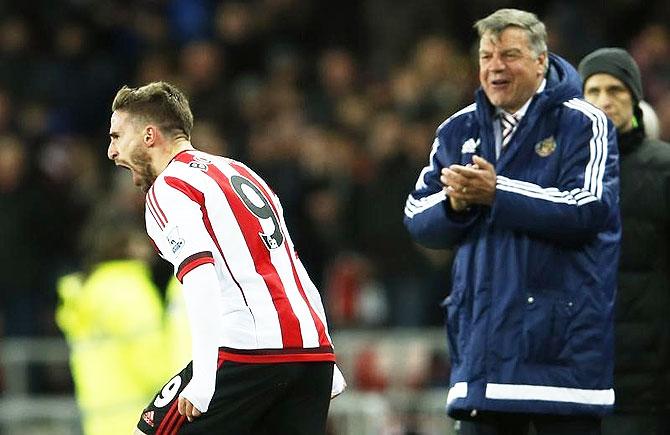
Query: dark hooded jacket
613 109 670 414
404 54 620 418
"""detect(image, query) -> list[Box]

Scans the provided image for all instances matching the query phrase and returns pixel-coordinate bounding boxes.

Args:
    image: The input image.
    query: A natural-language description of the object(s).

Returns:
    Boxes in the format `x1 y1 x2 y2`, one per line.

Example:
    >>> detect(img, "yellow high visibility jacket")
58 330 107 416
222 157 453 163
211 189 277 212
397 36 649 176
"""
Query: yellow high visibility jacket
57 260 174 435
164 277 191 369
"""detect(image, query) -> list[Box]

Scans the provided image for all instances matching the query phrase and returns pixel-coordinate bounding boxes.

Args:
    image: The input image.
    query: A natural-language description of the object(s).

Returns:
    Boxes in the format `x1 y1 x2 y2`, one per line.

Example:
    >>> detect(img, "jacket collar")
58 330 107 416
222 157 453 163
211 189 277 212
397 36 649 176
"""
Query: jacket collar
474 53 582 168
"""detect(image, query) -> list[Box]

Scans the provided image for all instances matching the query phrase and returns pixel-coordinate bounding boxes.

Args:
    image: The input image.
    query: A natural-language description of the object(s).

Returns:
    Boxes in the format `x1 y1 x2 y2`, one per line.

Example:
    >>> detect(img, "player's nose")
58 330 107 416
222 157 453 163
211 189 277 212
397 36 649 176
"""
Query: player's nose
107 143 118 160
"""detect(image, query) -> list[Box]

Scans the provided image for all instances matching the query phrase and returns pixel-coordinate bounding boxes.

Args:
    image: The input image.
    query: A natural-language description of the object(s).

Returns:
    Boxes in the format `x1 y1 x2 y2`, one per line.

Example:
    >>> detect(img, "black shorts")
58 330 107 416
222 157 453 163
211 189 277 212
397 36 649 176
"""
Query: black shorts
137 359 334 435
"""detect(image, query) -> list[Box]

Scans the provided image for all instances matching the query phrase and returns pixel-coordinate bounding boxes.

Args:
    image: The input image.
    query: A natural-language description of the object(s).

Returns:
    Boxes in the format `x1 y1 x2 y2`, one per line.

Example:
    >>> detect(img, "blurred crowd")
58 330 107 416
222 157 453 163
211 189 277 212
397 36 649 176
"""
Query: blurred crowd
1 0 670 342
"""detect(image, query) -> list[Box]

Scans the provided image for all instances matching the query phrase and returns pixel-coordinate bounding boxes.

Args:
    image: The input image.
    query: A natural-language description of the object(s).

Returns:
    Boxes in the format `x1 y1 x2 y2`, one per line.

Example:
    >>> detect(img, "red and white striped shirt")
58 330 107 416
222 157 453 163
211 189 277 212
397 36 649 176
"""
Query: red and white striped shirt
146 150 335 364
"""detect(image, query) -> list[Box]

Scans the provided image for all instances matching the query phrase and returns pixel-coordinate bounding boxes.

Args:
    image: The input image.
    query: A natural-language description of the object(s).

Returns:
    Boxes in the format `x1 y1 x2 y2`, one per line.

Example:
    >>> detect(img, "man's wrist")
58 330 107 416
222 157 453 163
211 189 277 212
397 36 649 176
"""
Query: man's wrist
449 196 470 212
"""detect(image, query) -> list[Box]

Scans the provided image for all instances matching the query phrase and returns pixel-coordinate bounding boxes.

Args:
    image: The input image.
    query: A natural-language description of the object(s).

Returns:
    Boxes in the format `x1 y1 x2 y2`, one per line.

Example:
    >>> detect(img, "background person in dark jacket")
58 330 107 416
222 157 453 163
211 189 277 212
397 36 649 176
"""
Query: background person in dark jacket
579 47 670 435
404 8 620 435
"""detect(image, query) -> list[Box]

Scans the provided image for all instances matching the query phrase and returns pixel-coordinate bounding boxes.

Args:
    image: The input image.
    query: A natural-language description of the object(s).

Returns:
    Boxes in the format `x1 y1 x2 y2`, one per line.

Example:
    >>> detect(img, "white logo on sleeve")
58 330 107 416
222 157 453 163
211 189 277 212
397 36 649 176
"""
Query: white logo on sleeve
167 227 185 254
461 138 480 154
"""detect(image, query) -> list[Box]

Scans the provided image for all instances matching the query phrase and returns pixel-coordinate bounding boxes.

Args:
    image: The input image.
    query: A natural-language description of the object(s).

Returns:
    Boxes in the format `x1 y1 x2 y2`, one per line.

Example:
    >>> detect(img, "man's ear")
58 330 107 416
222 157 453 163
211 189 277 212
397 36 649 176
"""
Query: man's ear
537 52 548 75
144 125 158 147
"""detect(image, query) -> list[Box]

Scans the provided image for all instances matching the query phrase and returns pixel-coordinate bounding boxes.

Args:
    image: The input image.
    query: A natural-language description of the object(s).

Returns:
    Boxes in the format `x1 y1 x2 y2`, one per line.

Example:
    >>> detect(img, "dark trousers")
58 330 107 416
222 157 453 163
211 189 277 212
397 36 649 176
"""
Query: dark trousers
458 413 602 435
139 360 334 435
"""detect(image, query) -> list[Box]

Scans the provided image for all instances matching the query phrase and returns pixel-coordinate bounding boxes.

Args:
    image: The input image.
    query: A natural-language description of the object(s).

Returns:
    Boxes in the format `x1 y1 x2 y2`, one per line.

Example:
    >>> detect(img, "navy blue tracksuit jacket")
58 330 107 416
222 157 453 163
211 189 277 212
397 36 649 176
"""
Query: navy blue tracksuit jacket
404 54 621 418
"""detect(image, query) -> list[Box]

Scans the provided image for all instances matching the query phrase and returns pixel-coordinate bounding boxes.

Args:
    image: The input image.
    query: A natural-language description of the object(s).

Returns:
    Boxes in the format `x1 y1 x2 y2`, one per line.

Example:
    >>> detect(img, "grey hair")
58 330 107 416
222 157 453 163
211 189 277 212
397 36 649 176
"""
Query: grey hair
474 9 548 59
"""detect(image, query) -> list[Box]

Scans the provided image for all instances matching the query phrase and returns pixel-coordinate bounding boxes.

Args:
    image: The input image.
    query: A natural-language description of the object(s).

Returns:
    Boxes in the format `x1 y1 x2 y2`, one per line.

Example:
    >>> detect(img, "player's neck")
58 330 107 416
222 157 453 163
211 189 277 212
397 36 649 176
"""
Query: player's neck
154 139 195 174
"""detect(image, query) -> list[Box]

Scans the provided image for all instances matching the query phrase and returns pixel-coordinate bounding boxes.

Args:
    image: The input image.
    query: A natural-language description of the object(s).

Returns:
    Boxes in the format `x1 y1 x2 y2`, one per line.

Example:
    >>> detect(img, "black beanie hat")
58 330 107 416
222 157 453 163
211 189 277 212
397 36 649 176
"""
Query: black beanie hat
578 48 643 102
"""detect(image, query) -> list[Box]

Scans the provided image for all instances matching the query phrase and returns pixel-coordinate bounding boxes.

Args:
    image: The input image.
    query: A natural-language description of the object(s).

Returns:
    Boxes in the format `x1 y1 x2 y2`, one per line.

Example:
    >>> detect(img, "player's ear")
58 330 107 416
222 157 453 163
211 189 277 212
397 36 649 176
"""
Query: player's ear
144 125 158 147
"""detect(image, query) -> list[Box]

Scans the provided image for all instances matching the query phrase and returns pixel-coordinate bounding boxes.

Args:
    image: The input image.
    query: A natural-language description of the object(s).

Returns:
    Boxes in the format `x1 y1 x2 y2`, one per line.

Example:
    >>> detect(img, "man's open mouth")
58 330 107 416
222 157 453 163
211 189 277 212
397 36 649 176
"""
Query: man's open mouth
491 79 510 86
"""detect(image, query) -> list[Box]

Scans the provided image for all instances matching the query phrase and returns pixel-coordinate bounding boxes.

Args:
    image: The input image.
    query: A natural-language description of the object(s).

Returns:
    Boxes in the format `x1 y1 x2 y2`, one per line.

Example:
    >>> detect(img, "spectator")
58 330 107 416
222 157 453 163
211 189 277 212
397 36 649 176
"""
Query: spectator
579 47 670 435
0 135 42 336
56 208 177 435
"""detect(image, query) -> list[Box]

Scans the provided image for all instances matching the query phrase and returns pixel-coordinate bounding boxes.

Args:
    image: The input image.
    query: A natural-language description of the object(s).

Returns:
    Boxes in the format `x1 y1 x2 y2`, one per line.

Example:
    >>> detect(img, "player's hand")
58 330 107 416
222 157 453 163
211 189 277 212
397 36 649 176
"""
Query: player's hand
178 396 202 422
331 364 347 399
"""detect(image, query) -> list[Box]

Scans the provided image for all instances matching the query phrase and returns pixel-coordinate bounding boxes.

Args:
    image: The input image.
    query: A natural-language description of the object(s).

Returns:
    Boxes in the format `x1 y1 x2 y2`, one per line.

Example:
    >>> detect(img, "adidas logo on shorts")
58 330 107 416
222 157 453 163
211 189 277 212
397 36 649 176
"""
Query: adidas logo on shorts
142 410 155 427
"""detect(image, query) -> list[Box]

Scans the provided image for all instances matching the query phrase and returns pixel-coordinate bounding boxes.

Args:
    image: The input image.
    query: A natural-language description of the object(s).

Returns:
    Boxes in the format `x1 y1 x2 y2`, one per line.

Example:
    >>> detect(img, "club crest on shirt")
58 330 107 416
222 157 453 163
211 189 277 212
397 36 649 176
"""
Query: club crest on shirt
167 227 185 254
535 136 556 157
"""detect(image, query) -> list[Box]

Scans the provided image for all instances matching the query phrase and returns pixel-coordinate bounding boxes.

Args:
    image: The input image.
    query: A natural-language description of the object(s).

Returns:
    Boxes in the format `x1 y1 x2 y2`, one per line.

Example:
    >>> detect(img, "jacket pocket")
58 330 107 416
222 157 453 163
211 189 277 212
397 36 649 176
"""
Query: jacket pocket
523 291 576 364
441 292 463 364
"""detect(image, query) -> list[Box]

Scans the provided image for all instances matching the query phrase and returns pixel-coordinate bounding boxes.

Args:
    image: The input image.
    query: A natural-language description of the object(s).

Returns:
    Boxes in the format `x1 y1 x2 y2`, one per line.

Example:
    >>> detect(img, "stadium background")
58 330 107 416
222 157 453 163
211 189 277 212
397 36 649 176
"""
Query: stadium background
0 0 669 433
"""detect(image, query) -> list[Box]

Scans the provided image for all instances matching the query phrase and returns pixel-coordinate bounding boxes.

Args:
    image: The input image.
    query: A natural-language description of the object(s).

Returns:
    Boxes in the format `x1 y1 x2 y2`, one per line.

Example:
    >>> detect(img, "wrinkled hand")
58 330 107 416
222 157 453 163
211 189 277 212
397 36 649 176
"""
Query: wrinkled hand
178 397 202 422
441 155 496 209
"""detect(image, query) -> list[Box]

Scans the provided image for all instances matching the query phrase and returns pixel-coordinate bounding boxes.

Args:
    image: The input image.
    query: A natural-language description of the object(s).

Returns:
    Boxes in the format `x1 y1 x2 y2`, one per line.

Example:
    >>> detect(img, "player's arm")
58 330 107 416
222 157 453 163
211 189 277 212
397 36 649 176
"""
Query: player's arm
178 263 222 420
150 180 224 418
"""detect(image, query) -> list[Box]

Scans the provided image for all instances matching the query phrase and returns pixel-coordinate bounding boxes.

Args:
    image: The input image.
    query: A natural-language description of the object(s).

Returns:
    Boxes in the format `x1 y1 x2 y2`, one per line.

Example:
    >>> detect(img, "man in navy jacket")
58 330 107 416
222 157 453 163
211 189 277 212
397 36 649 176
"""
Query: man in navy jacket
404 9 620 435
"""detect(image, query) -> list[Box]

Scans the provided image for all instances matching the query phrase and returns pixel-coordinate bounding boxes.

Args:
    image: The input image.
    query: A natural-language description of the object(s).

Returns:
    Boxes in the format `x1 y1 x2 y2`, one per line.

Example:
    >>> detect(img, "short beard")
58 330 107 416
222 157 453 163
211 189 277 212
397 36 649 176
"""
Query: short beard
130 145 157 193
